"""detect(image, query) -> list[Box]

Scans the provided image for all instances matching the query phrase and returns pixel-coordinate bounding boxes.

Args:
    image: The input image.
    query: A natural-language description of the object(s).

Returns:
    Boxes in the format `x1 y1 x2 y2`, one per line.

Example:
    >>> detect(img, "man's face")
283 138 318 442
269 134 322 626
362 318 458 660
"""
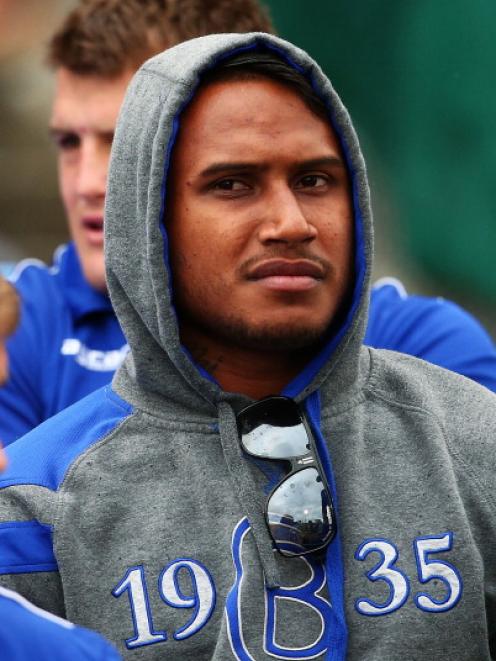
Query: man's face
167 78 354 353
50 68 134 292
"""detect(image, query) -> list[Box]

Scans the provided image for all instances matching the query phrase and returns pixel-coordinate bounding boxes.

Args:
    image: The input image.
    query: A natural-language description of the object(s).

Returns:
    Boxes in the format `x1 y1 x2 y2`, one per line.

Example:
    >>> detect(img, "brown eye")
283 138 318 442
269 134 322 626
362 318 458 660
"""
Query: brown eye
295 174 328 189
213 179 249 192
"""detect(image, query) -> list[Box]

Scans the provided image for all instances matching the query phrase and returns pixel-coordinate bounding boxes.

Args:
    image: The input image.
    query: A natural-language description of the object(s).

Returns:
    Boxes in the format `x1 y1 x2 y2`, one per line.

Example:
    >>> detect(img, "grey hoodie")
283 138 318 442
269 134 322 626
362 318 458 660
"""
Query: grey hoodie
0 33 495 661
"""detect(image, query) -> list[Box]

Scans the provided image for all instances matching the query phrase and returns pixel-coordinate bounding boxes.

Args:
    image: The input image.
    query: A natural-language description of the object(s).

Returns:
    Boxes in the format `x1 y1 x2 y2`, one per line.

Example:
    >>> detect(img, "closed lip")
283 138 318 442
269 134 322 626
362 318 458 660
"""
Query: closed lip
246 259 325 280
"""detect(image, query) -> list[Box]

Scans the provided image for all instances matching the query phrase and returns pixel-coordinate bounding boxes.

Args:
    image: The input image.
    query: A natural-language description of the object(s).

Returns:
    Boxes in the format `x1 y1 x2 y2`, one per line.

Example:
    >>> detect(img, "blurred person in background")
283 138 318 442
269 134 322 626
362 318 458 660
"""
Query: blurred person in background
0 0 274 446
1 0 495 448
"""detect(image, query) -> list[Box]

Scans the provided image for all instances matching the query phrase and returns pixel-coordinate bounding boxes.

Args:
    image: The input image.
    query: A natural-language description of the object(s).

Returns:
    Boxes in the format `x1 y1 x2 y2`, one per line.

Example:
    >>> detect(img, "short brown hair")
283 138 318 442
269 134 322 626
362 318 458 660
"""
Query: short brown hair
47 0 275 77
0 278 19 339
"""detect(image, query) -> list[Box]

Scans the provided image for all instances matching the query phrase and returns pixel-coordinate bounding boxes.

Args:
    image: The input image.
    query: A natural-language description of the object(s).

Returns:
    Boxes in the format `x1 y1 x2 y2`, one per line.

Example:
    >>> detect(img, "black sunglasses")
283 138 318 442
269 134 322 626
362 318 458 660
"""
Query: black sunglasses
236 396 336 557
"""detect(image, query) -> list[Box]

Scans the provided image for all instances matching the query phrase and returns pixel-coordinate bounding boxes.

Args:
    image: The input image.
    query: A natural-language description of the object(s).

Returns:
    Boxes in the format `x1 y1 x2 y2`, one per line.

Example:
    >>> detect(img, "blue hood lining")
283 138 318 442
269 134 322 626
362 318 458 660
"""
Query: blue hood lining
158 38 367 397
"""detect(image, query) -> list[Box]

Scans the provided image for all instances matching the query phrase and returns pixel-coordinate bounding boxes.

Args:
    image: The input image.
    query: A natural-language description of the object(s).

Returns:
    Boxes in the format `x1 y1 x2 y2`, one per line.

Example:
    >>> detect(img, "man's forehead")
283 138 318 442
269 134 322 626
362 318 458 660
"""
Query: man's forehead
173 78 344 169
50 67 133 128
185 77 318 122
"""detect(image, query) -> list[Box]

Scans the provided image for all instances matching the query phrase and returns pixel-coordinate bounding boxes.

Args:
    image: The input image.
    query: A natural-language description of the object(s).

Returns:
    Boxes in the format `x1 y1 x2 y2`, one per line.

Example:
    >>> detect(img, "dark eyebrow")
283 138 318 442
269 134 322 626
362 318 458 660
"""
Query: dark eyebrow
199 156 345 179
199 162 266 179
295 156 345 170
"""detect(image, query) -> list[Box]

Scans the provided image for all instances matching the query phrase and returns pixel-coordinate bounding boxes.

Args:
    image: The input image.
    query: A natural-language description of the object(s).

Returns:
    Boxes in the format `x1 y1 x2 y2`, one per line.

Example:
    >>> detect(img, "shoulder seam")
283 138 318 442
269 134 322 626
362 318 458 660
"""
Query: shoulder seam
8 245 68 283
371 276 408 298
9 258 49 283
53 409 134 556
54 410 134 529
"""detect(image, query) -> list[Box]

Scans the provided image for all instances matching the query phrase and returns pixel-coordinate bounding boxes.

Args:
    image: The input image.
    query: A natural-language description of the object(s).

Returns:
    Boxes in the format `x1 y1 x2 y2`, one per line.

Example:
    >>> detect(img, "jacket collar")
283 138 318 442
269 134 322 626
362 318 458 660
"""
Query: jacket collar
56 243 114 320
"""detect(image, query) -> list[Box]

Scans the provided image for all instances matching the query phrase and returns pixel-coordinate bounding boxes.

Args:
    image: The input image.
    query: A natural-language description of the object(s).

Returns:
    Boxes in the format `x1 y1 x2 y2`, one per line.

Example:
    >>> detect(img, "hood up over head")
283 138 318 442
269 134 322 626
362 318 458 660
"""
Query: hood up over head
105 32 373 415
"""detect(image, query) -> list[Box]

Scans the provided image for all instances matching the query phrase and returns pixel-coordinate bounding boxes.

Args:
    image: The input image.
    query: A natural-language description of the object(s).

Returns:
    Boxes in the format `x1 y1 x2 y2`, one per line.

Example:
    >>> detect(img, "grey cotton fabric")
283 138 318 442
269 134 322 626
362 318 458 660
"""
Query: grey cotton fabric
0 32 495 660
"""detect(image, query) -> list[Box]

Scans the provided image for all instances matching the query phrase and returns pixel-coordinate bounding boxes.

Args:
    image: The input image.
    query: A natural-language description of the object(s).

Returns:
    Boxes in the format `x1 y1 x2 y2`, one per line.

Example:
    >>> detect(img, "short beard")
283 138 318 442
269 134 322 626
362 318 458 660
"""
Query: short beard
183 308 330 353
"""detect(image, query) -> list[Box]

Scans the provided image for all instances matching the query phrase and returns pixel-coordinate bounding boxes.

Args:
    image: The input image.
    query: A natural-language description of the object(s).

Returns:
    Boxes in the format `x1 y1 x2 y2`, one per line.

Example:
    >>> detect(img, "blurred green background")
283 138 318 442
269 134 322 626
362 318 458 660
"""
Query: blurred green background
266 0 496 331
1 0 495 331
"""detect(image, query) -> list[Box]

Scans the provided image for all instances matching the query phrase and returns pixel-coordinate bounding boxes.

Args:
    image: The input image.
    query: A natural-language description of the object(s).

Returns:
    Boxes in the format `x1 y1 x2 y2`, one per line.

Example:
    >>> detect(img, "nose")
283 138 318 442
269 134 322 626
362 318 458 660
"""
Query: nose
76 137 108 201
258 184 317 245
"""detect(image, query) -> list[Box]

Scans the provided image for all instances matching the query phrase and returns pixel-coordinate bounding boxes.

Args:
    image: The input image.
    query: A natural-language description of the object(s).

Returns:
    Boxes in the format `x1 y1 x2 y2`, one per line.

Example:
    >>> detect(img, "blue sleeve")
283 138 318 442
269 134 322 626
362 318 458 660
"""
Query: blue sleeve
365 279 496 392
0 589 121 660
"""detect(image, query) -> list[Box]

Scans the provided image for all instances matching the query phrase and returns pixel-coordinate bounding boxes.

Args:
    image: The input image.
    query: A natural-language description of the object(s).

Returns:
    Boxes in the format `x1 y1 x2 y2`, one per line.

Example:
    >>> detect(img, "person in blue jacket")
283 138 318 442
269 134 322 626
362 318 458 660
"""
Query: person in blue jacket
1 0 495 447
366 277 496 392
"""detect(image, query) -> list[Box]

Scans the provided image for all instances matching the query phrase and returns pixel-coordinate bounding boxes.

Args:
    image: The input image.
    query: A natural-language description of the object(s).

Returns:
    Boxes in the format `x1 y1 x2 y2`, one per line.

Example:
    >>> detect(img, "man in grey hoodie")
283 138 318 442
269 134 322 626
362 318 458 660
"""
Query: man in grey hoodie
0 33 495 660
2 0 496 450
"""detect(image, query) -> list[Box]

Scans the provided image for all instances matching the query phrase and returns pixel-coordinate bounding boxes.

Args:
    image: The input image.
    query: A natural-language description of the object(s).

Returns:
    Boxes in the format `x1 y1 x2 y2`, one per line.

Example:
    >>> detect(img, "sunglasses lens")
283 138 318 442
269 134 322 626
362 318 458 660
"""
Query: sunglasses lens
238 397 336 557
239 398 310 459
266 467 334 556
